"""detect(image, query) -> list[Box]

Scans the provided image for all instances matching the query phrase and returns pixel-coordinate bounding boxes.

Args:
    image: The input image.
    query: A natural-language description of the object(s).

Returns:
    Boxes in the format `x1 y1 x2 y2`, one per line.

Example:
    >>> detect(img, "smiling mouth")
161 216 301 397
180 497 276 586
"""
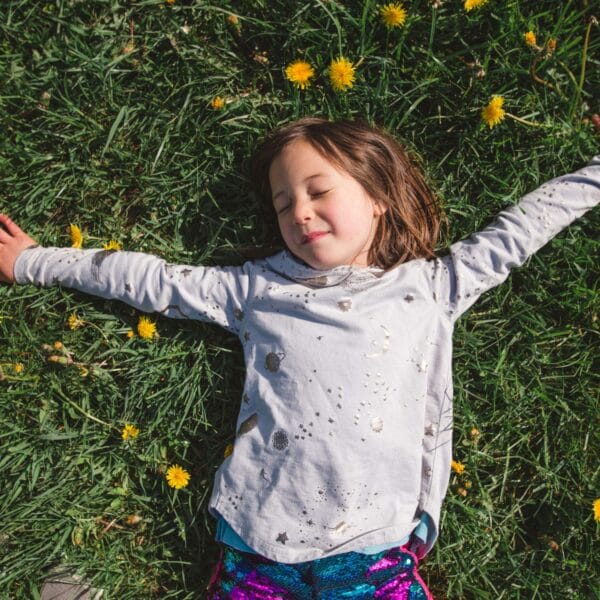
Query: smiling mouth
301 232 329 244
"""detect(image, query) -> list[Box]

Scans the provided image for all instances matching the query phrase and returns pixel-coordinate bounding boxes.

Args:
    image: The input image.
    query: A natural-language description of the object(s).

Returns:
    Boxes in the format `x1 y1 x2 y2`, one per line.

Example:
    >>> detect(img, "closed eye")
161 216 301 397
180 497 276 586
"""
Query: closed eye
275 190 331 215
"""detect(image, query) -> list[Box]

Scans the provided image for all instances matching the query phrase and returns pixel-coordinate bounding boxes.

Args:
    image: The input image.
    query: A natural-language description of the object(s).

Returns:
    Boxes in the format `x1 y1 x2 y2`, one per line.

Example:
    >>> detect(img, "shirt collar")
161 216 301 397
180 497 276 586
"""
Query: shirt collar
264 250 385 290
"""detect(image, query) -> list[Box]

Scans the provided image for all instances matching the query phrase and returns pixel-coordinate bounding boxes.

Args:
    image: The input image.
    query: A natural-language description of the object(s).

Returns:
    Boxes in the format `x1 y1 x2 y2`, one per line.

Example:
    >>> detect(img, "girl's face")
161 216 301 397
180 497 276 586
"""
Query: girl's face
268 138 386 270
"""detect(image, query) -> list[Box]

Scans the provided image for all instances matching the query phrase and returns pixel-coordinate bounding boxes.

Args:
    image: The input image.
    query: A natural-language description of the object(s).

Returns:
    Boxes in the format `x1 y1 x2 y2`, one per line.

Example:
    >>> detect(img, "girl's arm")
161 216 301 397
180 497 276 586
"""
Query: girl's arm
3 216 252 335
430 156 600 321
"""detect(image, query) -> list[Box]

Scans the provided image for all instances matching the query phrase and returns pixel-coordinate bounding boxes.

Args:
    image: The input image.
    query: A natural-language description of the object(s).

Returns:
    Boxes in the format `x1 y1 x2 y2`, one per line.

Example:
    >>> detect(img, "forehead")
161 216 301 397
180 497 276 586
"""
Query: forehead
268 138 341 184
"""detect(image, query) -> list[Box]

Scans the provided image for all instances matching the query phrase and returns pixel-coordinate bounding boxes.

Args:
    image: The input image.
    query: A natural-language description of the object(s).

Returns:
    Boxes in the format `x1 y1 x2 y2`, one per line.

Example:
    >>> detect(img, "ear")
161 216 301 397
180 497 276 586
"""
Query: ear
373 201 388 217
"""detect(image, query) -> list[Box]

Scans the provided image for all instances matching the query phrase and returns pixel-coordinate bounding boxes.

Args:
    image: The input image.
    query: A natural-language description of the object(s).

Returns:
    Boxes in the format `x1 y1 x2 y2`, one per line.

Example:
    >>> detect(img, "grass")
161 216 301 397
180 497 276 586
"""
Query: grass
0 0 598 597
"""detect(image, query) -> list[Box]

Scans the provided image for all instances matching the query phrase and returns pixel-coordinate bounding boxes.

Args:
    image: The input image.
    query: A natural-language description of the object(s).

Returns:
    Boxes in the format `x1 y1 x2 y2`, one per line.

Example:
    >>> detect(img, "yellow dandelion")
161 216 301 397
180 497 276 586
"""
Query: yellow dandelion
127 330 135 339
14 363 24 374
380 3 408 29
524 31 537 47
224 443 234 458
166 464 190 489
284 60 315 90
69 224 83 248
211 96 225 110
481 96 506 129
329 57 355 92
165 0 175 5
103 240 122 251
470 427 481 437
593 498 600 522
137 316 157 340
451 460 466 474
227 14 240 28
546 38 557 53
68 313 84 330
53 341 63 350
122 423 139 440
464 0 488 11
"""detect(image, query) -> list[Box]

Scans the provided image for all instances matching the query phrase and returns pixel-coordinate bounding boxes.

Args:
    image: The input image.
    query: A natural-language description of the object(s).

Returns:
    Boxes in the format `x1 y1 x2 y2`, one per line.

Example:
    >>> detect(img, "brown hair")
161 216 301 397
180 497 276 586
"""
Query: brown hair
247 117 447 270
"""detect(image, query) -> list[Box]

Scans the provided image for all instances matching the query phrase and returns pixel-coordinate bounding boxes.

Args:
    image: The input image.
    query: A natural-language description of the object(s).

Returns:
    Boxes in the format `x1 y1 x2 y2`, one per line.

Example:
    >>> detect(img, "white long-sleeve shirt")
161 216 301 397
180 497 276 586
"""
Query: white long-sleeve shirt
15 156 600 563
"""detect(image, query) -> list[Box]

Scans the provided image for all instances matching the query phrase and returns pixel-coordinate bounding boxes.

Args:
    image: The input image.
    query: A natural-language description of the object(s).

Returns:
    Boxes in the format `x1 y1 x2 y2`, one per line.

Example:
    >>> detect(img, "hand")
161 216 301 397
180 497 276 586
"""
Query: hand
0 214 38 284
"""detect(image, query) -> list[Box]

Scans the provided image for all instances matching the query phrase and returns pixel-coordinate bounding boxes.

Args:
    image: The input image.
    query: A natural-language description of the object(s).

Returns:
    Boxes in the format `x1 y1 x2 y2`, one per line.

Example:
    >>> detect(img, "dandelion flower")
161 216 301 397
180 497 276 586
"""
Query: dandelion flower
103 240 122 251
127 330 135 339
451 460 466 474
285 60 315 90
53 341 63 350
329 57 355 92
547 38 557 53
464 0 488 11
137 316 157 340
122 423 139 440
69 224 83 248
594 498 600 522
524 31 537 47
211 96 225 110
126 514 142 526
380 3 408 29
227 14 240 28
14 363 24 374
470 427 481 437
481 96 506 129
68 313 84 330
457 487 467 497
224 443 234 458
165 0 175 5
166 464 190 489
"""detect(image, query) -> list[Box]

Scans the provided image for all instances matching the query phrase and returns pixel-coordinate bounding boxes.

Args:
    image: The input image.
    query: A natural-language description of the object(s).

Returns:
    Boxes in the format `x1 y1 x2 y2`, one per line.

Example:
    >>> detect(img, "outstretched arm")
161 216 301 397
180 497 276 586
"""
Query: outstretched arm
0 214 39 284
430 155 600 321
4 215 253 335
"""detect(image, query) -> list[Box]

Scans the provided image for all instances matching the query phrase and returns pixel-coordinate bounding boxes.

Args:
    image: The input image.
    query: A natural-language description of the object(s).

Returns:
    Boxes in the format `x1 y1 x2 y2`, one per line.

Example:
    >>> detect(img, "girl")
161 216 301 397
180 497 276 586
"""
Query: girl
0 118 598 599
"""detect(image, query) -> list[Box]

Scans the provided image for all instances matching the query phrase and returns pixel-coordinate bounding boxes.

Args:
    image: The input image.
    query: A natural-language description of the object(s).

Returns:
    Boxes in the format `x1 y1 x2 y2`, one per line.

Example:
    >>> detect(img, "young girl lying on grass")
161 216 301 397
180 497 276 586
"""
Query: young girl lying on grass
1 118 598 599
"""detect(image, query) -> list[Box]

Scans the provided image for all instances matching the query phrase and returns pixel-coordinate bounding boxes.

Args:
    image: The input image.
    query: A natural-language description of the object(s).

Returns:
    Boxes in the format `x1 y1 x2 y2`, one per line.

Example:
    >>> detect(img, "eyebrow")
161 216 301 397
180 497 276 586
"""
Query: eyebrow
272 173 328 202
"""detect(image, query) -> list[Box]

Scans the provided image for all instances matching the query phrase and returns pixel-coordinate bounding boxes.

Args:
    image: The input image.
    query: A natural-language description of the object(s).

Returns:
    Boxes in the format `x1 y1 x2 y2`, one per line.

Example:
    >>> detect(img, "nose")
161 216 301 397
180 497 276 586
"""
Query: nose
291 197 314 224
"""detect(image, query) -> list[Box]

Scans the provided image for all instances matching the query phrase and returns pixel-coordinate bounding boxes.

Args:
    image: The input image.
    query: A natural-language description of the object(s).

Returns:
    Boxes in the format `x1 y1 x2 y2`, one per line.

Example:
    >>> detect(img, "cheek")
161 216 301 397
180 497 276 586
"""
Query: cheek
277 219 293 243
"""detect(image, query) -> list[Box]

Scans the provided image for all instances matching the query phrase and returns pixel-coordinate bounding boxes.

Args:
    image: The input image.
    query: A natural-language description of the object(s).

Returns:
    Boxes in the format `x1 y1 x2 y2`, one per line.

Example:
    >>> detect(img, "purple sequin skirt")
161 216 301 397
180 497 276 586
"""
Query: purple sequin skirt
206 544 434 599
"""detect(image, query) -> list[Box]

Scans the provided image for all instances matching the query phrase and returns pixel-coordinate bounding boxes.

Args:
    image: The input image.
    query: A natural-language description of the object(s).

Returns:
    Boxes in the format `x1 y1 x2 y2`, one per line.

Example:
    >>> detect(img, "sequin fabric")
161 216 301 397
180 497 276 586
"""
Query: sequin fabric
206 544 433 599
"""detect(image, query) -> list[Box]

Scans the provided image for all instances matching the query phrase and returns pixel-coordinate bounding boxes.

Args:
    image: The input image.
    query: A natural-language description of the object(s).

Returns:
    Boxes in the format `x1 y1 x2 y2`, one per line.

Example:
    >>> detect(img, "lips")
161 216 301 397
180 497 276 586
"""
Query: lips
301 231 329 244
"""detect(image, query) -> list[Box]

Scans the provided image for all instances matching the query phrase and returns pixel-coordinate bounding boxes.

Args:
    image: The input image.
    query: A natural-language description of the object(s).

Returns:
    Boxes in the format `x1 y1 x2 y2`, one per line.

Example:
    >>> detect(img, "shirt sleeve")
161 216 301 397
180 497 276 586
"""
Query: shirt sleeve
430 155 600 322
14 247 253 335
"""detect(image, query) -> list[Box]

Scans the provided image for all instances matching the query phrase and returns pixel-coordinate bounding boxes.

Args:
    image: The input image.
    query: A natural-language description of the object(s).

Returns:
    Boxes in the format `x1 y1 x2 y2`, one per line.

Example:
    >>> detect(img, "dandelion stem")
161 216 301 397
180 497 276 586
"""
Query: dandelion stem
53 385 116 430
571 17 594 120
505 113 545 128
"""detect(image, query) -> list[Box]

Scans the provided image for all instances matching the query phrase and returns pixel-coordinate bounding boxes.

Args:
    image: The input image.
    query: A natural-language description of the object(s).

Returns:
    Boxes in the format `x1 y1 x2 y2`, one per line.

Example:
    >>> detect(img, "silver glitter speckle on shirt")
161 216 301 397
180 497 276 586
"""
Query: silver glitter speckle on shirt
237 413 258 436
424 423 437 436
365 325 391 358
276 532 289 544
272 429 289 450
337 297 352 311
370 416 383 432
91 249 116 282
265 351 285 372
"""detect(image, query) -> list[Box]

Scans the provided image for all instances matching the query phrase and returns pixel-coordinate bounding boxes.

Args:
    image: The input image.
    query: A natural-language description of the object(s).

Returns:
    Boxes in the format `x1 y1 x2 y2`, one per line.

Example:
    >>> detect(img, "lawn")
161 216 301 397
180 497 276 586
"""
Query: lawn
0 0 598 598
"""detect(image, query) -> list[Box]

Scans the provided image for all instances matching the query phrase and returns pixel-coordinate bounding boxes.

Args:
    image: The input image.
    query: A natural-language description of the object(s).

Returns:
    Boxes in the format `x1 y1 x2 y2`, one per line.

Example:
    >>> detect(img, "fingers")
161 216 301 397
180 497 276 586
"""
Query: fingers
0 214 23 236
0 229 10 243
